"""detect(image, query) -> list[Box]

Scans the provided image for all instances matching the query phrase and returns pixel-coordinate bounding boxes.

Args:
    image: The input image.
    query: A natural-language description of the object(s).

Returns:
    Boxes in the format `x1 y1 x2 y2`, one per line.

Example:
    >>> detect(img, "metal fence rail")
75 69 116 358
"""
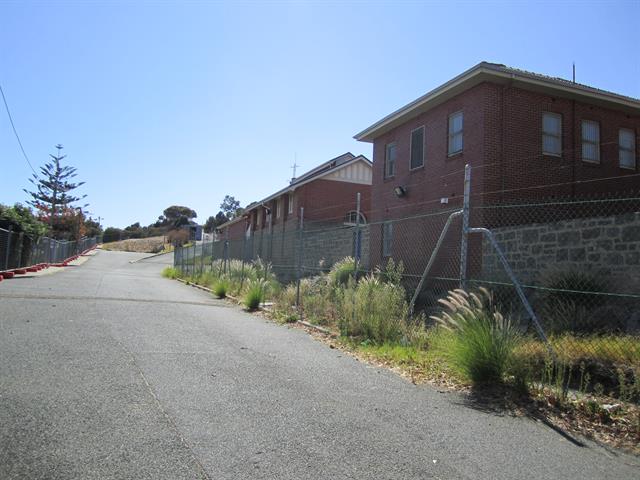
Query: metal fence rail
0 228 100 271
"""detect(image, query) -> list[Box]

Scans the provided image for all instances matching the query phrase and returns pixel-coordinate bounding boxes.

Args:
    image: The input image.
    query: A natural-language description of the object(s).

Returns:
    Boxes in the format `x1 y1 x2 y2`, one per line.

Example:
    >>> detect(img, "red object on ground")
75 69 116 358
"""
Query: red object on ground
3 271 15 279
0 275 3 282
13 269 27 275
27 267 39 272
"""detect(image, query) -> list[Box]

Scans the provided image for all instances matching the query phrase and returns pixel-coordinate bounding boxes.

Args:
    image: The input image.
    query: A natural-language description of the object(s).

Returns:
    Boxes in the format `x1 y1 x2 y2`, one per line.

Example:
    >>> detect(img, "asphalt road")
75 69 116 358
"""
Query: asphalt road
1 250 638 479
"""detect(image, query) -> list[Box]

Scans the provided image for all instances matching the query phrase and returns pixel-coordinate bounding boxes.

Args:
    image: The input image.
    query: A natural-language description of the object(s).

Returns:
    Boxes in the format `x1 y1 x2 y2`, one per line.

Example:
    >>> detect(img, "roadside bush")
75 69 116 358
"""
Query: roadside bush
430 288 523 384
162 266 180 279
213 278 230 298
374 258 404 286
329 257 357 286
340 275 408 344
539 269 609 333
244 279 267 310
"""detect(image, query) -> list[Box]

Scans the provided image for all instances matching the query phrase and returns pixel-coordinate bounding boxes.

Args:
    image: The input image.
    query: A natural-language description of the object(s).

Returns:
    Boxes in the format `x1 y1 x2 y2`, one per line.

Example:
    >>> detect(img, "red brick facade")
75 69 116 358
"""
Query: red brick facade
220 156 372 241
370 82 639 223
360 66 639 274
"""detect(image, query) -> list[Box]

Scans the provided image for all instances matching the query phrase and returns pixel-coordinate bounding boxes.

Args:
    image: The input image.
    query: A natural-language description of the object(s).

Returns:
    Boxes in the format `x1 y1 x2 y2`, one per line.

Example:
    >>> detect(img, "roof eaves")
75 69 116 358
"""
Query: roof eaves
355 61 640 143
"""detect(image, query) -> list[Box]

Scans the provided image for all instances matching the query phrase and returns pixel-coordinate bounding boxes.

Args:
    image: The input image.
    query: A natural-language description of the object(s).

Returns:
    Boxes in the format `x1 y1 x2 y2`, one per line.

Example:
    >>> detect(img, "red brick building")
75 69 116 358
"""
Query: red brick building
218 153 372 277
355 62 640 279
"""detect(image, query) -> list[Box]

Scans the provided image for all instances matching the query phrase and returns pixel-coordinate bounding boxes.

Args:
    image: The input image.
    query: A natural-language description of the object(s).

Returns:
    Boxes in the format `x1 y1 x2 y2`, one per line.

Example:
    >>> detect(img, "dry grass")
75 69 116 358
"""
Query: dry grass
517 334 640 368
101 236 171 254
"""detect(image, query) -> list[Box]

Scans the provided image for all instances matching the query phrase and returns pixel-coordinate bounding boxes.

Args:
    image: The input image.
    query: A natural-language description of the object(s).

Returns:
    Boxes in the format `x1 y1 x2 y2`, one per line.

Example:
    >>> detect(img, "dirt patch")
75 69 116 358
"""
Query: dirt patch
102 236 170 254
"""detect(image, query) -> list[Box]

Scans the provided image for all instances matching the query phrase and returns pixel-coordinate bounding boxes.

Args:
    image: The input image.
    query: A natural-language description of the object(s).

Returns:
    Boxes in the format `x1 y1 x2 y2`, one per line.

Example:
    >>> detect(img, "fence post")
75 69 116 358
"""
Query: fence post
192 241 197 276
353 192 361 283
240 227 248 291
4 226 13 270
268 209 273 263
16 232 24 268
295 207 304 312
200 237 205 274
224 228 230 274
459 163 471 289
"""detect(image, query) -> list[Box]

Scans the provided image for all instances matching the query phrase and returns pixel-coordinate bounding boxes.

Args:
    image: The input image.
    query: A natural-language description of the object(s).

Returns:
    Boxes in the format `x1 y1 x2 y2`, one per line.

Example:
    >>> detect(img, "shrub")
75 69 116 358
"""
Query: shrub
430 288 522 384
374 258 404 285
162 267 180 279
244 279 267 310
329 257 357 286
340 275 408 344
213 278 230 298
539 269 609 333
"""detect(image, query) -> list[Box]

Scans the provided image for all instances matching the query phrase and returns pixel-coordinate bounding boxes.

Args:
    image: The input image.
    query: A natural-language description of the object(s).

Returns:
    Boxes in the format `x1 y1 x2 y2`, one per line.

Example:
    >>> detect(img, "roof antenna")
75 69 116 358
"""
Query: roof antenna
572 62 576 83
290 153 299 184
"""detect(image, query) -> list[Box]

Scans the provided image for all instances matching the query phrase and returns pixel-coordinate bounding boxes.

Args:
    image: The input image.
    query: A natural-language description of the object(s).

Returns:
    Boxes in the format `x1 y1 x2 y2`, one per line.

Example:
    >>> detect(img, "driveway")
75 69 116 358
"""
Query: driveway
0 250 638 479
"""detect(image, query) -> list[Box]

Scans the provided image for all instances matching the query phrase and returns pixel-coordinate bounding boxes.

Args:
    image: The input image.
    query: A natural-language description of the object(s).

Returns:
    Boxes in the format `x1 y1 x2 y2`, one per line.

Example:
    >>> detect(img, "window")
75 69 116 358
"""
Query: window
276 198 282 218
619 129 636 169
256 210 261 227
542 112 562 156
344 211 366 226
385 143 396 178
410 126 425 169
448 111 463 155
288 192 294 214
582 120 600 163
382 222 393 257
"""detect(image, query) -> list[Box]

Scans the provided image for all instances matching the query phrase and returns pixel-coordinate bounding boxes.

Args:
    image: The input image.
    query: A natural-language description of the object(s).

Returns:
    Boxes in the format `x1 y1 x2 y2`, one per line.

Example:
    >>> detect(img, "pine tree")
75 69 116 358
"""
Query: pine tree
24 144 87 238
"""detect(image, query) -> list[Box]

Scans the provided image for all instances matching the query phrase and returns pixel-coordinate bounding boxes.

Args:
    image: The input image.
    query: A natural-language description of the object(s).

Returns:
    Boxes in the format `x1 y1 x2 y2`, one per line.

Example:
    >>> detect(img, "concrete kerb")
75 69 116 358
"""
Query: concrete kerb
129 251 173 264
172 277 332 335
0 247 99 280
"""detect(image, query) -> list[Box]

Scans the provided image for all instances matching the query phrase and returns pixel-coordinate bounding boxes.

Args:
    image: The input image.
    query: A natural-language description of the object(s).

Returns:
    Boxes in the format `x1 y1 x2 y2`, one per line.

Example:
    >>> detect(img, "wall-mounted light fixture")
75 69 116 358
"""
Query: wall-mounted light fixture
393 186 407 198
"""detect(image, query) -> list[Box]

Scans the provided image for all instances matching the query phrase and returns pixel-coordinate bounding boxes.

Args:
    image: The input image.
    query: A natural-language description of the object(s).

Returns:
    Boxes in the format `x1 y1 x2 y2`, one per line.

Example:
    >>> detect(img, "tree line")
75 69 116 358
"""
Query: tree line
2 144 245 245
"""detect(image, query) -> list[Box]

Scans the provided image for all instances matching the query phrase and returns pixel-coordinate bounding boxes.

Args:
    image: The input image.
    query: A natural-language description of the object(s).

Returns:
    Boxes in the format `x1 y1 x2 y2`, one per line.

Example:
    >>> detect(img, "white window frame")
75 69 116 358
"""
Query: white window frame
448 111 463 156
382 221 393 257
276 198 282 219
542 112 562 157
581 120 600 164
410 126 425 170
385 142 396 178
344 211 367 226
288 192 294 215
619 128 636 170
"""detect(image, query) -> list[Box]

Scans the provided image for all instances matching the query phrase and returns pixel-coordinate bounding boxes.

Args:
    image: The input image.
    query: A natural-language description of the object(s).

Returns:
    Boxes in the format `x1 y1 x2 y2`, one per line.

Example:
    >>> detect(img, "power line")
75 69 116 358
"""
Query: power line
0 82 37 176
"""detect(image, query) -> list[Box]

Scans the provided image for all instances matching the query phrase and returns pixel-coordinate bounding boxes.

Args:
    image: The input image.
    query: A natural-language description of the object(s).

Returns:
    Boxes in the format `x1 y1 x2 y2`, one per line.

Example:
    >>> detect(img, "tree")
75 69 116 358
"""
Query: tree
0 203 48 237
220 195 243 220
215 211 228 226
162 205 197 228
84 217 103 238
23 144 87 238
203 216 216 233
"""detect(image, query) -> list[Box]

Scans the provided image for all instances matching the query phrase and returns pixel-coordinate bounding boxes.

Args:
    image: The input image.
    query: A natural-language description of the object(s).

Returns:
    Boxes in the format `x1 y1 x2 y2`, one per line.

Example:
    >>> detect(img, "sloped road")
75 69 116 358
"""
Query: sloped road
1 250 638 479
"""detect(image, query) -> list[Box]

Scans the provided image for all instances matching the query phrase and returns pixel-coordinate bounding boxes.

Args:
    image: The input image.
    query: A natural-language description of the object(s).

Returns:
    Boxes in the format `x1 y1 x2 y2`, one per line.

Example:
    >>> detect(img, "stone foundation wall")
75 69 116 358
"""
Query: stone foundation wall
482 212 640 291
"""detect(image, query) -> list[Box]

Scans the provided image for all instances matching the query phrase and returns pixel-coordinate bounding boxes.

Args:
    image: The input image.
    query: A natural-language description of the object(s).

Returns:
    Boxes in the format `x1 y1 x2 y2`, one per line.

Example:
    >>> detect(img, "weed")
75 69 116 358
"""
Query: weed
244 279 267 310
340 275 407 344
374 258 404 285
162 266 180 279
213 278 230 298
329 257 357 286
430 288 523 384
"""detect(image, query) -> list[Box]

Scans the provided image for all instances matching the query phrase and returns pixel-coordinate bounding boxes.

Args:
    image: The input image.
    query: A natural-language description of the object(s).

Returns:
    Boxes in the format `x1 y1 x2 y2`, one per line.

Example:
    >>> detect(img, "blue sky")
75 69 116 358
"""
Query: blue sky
1 0 639 228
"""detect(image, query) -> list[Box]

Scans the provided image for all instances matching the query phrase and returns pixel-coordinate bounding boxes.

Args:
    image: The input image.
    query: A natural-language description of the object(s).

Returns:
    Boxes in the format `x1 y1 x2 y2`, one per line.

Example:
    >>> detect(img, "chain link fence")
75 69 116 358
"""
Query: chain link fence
173 163 639 387
0 227 100 272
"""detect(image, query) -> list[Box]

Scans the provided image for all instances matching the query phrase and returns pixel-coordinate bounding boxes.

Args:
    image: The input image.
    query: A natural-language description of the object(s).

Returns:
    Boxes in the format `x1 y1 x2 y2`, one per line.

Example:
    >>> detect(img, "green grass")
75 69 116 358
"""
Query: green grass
161 266 180 279
329 257 357 286
430 289 523 384
244 280 266 310
213 278 230 298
